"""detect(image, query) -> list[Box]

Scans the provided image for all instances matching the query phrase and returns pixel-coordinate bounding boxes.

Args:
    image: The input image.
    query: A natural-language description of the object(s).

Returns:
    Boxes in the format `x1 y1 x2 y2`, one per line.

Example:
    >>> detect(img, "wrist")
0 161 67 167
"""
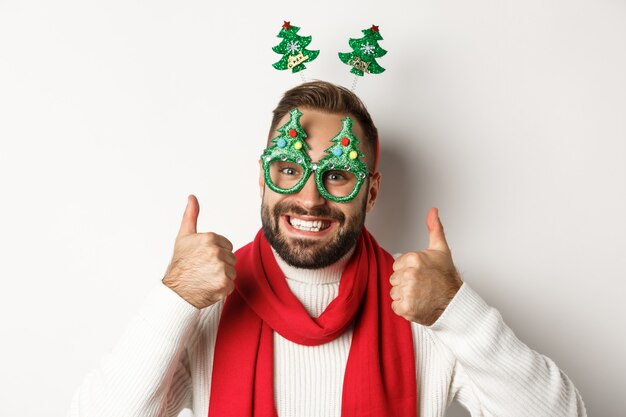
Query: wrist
162 275 206 310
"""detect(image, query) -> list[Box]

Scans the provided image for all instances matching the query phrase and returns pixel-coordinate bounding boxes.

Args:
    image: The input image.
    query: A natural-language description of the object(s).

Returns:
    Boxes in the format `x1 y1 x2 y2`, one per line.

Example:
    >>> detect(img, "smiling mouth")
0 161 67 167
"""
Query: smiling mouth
287 216 332 232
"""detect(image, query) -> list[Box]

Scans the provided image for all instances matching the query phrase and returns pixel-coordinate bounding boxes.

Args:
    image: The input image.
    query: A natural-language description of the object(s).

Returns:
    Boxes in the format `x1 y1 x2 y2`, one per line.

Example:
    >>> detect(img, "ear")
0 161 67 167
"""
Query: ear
258 159 265 199
365 172 381 213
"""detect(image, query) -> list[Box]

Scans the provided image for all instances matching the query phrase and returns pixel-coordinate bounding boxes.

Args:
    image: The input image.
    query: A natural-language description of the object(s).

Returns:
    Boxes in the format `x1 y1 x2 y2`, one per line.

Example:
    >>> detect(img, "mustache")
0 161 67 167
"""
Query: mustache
272 201 346 224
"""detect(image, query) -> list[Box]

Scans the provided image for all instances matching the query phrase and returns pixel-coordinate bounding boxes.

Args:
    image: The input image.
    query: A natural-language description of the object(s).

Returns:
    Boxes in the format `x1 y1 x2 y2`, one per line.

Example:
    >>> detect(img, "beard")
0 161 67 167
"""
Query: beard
261 196 367 269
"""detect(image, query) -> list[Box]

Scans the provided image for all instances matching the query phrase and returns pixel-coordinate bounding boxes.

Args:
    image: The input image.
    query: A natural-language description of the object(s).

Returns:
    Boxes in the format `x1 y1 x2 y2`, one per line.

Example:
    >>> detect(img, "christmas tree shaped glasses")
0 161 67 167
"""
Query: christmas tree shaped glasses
261 108 371 203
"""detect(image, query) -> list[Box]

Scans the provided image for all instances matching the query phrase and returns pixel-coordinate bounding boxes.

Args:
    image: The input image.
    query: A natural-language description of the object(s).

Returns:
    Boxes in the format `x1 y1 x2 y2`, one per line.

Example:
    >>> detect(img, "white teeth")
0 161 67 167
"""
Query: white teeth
289 217 330 232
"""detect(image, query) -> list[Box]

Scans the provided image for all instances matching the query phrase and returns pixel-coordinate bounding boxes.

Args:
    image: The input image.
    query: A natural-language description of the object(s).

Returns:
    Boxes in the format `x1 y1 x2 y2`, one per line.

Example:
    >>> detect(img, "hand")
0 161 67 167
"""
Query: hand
390 208 463 326
162 195 237 309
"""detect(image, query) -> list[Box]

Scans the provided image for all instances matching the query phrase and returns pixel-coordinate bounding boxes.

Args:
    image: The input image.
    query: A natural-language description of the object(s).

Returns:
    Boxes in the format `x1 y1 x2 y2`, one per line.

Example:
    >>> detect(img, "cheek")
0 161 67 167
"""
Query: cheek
262 191 288 214
334 199 365 223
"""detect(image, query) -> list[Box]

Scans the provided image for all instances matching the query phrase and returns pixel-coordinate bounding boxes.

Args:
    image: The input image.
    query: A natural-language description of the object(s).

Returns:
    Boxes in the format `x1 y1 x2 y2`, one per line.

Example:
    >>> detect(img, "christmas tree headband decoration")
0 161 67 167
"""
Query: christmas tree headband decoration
339 25 387 76
272 21 320 81
261 108 371 203
272 21 387 89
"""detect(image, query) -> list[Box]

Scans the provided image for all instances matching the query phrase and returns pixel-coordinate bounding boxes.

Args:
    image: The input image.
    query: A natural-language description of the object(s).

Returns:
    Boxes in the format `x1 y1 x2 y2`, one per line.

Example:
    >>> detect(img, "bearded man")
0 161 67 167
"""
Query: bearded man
68 81 586 417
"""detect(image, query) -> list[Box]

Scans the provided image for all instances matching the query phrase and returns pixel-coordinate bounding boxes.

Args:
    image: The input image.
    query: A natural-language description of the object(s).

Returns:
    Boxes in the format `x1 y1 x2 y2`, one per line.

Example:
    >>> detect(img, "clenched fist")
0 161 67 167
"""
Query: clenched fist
390 208 463 326
162 195 237 309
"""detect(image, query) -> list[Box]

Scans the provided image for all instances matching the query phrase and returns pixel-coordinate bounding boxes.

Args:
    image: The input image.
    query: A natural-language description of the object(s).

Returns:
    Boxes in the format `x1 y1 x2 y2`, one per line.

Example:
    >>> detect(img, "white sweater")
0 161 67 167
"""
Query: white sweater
68 250 586 417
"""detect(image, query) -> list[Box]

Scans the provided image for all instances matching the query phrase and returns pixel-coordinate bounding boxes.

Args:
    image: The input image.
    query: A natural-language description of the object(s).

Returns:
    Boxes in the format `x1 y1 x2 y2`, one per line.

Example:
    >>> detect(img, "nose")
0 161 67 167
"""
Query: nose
296 172 327 209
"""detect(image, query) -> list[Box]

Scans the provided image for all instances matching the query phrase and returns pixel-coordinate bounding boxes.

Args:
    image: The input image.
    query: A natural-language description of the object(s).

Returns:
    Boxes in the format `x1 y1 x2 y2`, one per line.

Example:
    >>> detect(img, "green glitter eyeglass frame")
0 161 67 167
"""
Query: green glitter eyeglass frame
260 108 372 203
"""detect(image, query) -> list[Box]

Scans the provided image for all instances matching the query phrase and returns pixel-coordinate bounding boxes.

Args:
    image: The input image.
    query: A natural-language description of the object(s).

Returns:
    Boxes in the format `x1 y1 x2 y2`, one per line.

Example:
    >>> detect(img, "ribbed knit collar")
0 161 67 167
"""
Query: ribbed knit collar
272 246 356 285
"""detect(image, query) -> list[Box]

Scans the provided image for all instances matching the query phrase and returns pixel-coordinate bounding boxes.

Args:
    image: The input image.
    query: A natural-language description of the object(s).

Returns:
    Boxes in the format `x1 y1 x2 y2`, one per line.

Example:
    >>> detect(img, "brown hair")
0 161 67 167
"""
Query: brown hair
269 80 378 170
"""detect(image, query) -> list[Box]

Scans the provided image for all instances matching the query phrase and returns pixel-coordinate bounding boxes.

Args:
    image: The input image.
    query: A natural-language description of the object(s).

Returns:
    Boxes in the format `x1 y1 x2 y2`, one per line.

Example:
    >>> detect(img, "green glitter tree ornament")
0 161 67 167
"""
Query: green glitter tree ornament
319 117 368 175
338 25 387 76
272 21 320 73
261 108 312 194
315 117 370 202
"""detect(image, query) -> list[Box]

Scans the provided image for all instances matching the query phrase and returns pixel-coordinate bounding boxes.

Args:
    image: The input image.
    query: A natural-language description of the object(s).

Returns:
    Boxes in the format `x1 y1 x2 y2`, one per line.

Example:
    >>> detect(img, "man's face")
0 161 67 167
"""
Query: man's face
259 107 380 269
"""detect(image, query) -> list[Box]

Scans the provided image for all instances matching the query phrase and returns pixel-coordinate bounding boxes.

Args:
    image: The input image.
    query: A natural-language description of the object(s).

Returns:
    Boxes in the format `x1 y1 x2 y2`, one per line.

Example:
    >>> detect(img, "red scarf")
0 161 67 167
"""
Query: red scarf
209 228 418 416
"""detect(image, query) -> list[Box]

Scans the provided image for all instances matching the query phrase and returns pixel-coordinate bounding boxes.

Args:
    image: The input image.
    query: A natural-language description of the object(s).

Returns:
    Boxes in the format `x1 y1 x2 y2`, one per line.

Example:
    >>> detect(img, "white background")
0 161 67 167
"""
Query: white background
1 0 624 416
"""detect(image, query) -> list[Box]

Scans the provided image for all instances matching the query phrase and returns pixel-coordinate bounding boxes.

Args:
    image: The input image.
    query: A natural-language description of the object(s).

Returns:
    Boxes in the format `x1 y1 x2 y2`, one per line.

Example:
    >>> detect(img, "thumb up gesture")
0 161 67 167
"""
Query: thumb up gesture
162 195 237 309
390 208 463 326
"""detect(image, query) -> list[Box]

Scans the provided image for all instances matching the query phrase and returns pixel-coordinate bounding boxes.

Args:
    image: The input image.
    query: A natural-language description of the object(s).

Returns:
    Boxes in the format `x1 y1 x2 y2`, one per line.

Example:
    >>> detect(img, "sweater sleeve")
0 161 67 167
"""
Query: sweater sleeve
428 283 587 417
67 283 202 417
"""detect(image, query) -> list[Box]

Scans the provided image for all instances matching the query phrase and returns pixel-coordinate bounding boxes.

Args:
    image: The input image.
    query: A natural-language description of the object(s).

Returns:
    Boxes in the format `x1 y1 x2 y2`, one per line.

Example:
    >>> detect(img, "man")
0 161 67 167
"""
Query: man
68 81 586 416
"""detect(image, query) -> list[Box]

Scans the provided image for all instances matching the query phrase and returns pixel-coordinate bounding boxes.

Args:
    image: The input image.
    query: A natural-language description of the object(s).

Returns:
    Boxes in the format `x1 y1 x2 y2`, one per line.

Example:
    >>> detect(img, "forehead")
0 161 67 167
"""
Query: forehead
274 107 366 146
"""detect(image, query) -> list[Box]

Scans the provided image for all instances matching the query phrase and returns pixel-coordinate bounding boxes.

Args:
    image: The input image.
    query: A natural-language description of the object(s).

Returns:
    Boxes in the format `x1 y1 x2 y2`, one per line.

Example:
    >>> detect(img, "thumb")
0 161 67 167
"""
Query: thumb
178 194 199 237
427 207 450 253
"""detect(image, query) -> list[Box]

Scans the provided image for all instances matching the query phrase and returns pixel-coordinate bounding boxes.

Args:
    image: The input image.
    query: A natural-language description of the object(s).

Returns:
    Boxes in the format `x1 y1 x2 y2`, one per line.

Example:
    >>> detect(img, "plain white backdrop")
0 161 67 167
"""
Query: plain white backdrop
1 0 624 416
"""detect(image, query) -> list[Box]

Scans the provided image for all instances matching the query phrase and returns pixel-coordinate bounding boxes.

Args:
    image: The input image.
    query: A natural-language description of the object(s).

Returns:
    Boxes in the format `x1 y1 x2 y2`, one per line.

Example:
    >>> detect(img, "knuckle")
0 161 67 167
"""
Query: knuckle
405 252 420 264
225 265 237 280
391 300 405 316
390 287 402 301
392 259 401 271
203 232 217 244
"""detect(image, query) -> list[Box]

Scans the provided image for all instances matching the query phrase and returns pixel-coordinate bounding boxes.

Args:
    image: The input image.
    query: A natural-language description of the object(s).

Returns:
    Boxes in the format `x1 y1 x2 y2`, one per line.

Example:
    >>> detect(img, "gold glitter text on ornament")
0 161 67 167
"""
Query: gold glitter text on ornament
287 52 309 69
348 57 370 73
